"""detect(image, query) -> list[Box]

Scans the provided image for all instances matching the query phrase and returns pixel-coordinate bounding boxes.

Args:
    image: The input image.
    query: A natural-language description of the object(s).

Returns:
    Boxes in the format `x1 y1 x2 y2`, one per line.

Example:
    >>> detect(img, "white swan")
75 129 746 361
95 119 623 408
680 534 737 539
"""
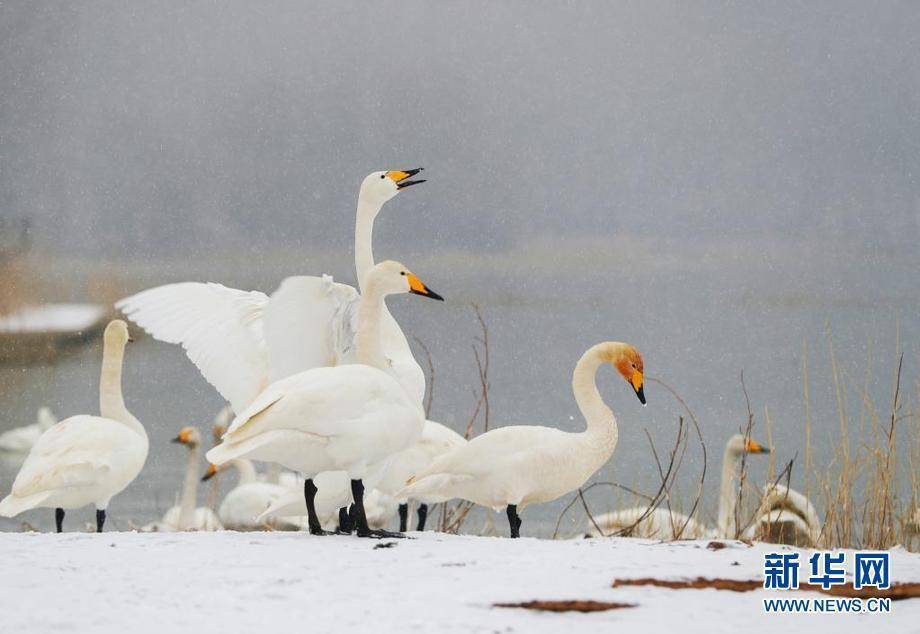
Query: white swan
201 459 303 531
207 261 443 537
585 434 771 540
115 169 427 417
0 407 58 454
376 420 467 531
145 427 222 532
585 507 714 540
0 320 148 532
401 342 646 538
742 483 821 546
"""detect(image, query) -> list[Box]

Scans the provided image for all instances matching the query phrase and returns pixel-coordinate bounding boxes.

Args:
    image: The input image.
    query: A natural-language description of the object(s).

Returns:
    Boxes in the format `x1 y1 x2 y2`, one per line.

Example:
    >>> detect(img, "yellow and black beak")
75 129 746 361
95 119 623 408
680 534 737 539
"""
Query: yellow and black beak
406 273 444 301
387 168 425 190
201 464 219 482
631 371 646 405
745 438 771 454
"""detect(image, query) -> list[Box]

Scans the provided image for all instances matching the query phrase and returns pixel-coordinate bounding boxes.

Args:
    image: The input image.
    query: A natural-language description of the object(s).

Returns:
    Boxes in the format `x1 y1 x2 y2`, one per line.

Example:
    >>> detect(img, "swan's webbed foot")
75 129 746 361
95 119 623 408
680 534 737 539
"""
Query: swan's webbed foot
308 526 334 536
357 528 407 539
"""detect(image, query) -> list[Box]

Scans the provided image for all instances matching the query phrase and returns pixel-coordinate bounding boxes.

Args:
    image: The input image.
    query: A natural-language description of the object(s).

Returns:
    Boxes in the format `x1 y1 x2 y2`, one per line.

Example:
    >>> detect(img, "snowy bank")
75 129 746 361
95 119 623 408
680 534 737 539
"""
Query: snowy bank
0 531 917 634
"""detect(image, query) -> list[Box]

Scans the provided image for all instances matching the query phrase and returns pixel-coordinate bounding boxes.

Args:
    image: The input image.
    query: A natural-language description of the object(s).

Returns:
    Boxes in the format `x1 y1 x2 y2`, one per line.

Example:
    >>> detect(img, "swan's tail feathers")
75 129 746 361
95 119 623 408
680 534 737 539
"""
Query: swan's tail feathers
205 441 246 467
398 474 469 504
205 430 296 466
256 489 304 523
0 491 52 517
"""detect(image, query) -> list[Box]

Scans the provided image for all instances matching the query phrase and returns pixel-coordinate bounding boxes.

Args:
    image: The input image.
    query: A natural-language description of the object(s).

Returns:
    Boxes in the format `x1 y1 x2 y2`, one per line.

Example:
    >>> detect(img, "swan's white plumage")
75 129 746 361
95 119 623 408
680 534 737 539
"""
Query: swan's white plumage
0 407 57 453
116 283 268 414
746 483 821 546
152 505 222 532
403 425 602 511
208 364 422 479
263 275 359 382
585 508 715 539
377 420 467 504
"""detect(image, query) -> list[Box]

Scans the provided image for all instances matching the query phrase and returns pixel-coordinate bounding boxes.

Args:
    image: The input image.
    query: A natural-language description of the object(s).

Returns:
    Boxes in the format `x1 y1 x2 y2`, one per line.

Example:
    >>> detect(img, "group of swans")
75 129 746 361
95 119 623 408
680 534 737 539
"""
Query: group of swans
586 433 822 545
0 168 645 539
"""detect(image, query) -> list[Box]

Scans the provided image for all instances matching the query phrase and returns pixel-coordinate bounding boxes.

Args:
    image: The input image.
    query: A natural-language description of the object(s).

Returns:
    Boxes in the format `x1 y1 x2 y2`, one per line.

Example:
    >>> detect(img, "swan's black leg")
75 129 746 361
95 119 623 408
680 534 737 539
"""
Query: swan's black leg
506 504 522 538
55 508 64 533
336 506 353 534
304 479 331 536
417 503 429 532
96 509 106 533
398 503 408 532
351 479 405 539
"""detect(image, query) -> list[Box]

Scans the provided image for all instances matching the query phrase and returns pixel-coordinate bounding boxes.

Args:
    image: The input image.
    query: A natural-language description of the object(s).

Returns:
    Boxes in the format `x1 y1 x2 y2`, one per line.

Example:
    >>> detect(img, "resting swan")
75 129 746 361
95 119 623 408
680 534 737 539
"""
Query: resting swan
585 434 770 539
145 427 222 532
206 261 443 537
742 483 821 546
0 320 148 532
0 407 58 454
401 341 646 538
202 459 302 531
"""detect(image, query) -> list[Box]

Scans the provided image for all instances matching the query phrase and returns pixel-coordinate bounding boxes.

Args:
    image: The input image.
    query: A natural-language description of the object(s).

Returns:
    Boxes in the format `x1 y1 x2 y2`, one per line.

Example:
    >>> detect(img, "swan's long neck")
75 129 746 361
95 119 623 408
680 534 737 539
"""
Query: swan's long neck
178 444 200 530
99 338 145 437
572 344 618 456
231 459 258 486
355 281 388 370
717 443 741 538
355 197 384 291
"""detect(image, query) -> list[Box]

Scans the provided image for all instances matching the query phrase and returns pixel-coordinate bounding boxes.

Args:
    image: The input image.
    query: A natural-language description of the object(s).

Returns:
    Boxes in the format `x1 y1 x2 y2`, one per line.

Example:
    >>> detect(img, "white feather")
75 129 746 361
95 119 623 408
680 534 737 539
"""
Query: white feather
116 283 269 414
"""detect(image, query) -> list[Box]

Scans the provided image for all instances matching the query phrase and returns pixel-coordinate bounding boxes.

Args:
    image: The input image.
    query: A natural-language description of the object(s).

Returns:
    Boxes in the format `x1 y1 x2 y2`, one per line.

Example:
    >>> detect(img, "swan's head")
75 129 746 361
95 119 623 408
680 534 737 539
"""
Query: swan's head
606 343 646 404
171 426 202 447
201 463 221 482
727 434 771 456
103 319 134 347
364 259 444 301
359 169 425 207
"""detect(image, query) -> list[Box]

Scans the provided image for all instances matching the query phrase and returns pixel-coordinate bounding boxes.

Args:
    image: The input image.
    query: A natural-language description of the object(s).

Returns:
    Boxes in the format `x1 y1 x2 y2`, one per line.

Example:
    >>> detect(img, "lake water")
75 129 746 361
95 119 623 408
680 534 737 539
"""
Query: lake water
1 235 917 536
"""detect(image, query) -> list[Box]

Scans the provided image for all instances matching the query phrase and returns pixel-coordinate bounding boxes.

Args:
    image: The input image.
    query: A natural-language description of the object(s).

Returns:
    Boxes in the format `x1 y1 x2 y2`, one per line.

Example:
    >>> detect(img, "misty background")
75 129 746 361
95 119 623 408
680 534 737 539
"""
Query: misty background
1 2 918 533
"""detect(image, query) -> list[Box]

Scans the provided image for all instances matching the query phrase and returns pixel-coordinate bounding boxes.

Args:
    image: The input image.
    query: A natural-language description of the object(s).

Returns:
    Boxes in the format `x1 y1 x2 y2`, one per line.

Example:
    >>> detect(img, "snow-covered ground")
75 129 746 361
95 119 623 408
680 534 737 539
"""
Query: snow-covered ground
0 531 917 633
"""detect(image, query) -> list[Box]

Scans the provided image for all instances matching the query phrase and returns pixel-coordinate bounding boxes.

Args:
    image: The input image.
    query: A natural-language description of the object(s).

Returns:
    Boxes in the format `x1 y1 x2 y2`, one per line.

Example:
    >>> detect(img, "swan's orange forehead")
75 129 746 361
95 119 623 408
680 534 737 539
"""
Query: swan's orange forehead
611 346 644 377
177 427 195 443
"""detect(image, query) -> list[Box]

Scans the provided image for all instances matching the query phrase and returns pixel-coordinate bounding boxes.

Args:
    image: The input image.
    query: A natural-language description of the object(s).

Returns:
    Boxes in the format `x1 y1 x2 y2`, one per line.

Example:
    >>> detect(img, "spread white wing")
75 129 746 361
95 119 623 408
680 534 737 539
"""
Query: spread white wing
263 275 360 383
116 283 269 413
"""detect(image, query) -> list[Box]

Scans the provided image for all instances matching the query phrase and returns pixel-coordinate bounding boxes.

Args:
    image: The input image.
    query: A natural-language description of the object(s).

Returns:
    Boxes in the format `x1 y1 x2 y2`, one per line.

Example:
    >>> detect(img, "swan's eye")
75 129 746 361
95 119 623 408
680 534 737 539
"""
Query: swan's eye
380 174 386 179
400 271 406 276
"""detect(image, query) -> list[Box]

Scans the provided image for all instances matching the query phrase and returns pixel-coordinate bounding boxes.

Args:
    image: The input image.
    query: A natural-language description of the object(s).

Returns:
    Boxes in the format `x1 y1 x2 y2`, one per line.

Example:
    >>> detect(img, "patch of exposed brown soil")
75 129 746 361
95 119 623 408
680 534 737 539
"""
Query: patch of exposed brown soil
494 599 637 613
611 577 920 600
